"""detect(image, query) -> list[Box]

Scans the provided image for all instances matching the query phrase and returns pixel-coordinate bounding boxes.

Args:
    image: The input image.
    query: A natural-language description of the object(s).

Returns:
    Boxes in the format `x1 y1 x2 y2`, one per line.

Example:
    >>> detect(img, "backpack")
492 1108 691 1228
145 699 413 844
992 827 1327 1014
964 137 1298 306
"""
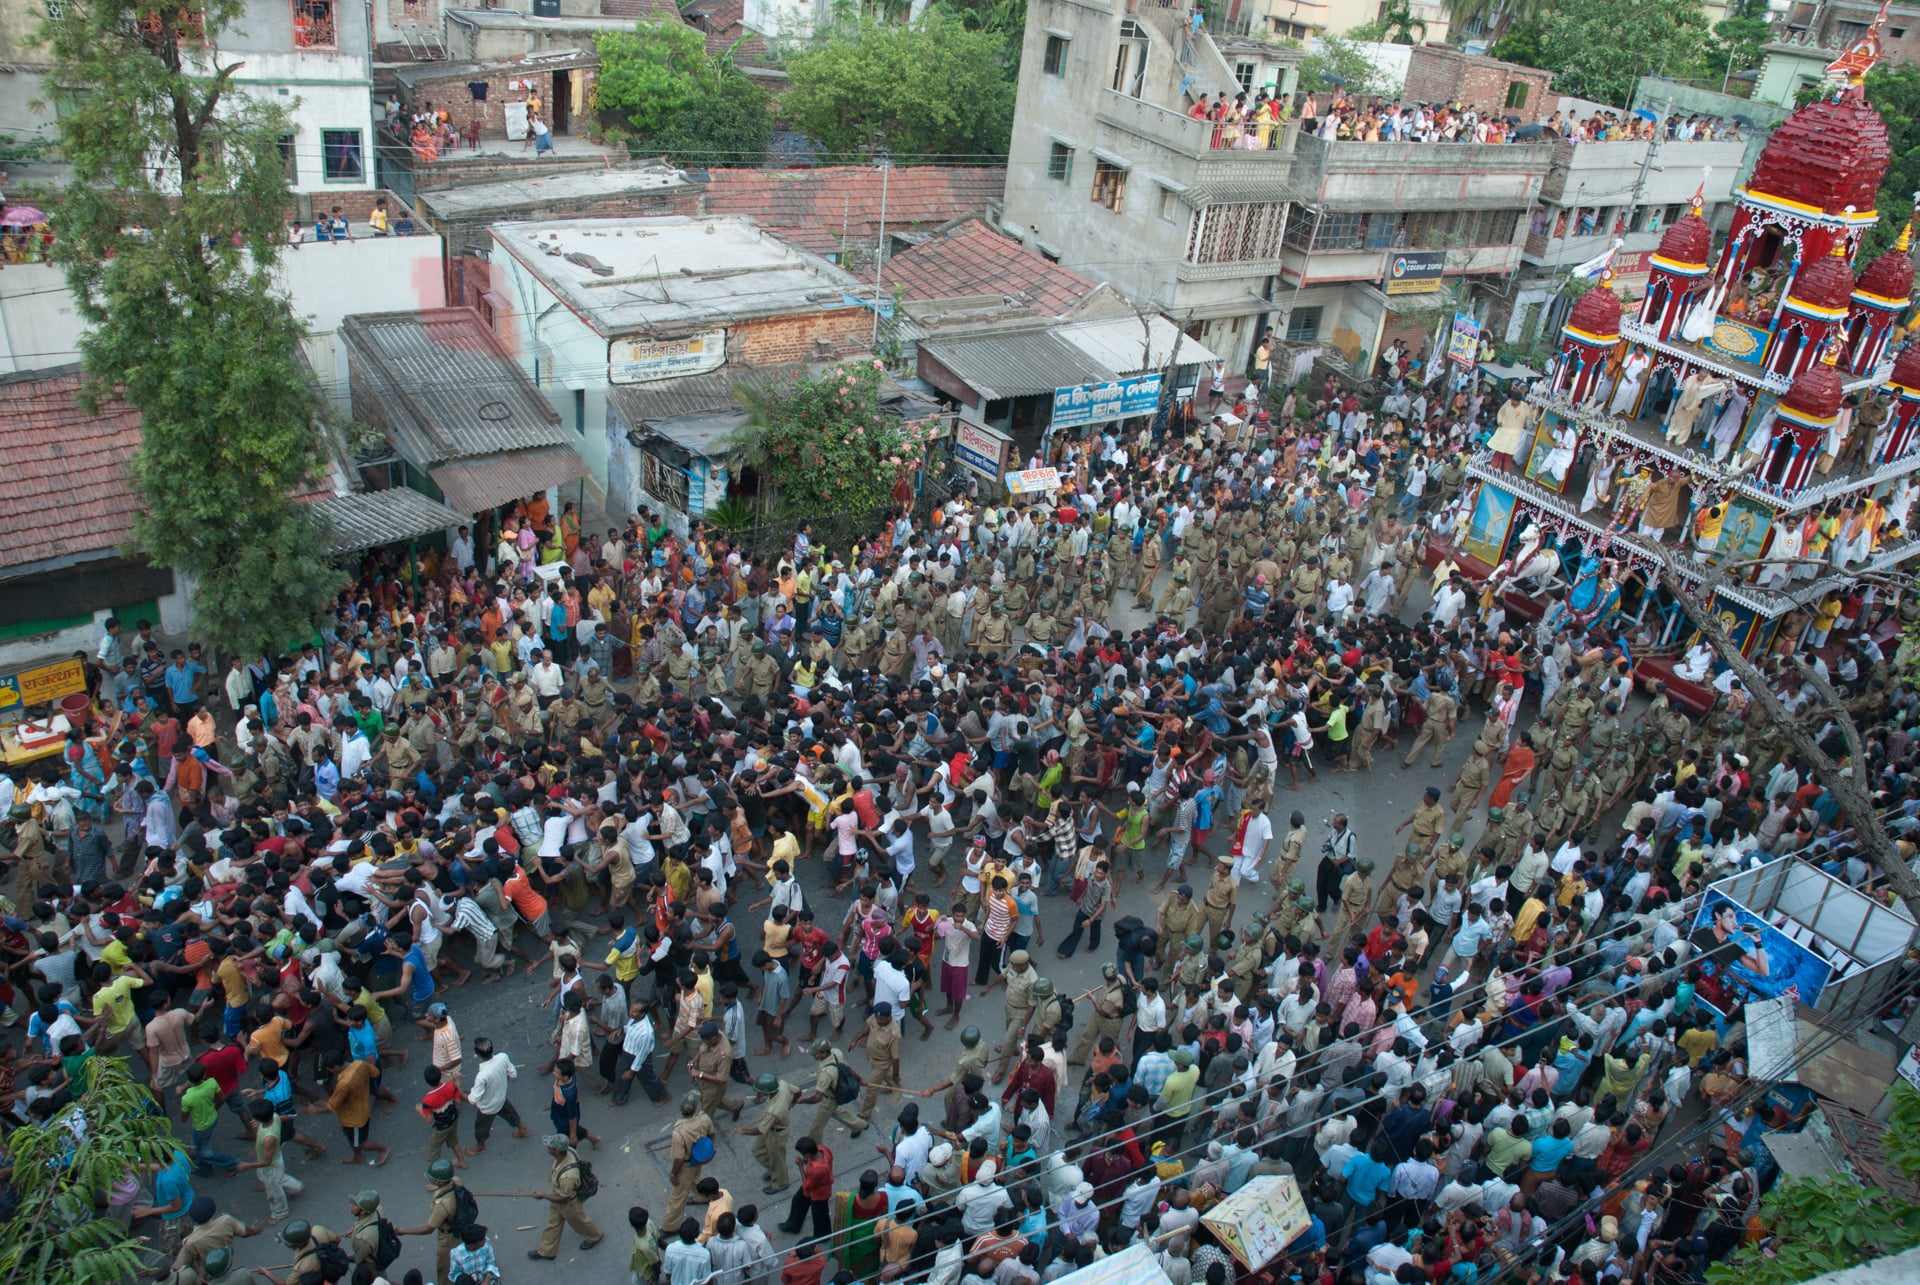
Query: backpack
306 1240 353 1284
832 1058 864 1105
567 1159 600 1201
450 1183 480 1234
372 1218 404 1271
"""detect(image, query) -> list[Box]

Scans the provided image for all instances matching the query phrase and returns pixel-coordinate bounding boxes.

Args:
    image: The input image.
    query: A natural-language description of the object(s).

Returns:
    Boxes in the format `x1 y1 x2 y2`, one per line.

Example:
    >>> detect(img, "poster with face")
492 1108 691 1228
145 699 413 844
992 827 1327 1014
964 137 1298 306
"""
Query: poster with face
1687 889 1833 1017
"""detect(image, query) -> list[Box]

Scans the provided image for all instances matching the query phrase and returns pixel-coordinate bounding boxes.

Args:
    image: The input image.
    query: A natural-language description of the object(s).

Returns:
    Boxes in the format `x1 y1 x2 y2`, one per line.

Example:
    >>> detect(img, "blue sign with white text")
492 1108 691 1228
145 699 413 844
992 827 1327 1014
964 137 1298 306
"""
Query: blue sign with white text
1051 374 1163 429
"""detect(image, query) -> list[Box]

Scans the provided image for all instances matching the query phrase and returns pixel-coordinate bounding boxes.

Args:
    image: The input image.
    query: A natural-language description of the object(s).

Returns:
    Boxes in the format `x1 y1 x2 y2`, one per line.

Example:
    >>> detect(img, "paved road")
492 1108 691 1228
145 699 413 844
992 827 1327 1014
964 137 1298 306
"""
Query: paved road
195 576 1516 1280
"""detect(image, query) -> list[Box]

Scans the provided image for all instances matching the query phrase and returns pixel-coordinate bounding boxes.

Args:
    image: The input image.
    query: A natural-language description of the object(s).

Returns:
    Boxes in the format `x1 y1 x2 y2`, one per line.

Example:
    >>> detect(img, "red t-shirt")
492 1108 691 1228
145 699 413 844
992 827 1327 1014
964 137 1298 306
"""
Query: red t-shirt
800 1145 835 1200
199 1043 250 1097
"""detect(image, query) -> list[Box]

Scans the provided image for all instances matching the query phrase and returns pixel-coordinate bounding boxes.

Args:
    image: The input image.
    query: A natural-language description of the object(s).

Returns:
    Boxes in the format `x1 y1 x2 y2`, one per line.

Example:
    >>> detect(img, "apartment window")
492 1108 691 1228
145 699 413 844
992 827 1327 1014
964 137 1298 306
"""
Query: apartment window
1313 210 1367 251
292 0 337 48
1505 80 1529 110
321 128 364 182
1043 34 1069 76
1235 62 1255 92
1158 185 1181 224
137 7 205 42
1895 26 1909 38
43 0 67 17
277 133 297 183
1112 20 1148 97
1092 159 1127 212
1048 142 1073 183
573 389 586 437
1187 201 1287 264
1286 307 1323 342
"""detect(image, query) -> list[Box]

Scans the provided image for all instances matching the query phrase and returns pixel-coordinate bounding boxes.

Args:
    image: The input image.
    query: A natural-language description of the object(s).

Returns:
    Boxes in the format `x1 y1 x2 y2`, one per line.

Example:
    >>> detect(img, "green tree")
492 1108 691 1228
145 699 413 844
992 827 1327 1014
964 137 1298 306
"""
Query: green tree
1300 36 1389 99
939 0 1028 64
48 0 341 661
1534 0 1711 106
731 359 942 523
1349 4 1428 45
1441 0 1550 42
1862 62 1920 257
592 18 705 140
1489 19 1546 70
783 14 1015 159
1705 14 1773 82
0 1058 185 1283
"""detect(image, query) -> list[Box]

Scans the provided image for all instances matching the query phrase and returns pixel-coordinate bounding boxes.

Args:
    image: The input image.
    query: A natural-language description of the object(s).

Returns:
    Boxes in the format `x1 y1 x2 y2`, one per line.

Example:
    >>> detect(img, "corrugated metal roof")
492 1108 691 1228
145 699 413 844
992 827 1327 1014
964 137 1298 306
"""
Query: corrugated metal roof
607 365 792 430
918 329 1113 401
1057 315 1220 375
342 309 566 468
430 445 590 515
313 489 471 556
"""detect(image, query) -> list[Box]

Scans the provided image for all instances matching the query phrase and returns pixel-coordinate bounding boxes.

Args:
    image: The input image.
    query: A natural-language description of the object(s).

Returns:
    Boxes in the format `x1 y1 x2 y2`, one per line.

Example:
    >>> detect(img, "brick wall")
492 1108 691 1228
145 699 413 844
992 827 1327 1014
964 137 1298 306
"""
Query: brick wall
1404 47 1554 122
397 61 600 142
730 309 875 367
285 189 427 237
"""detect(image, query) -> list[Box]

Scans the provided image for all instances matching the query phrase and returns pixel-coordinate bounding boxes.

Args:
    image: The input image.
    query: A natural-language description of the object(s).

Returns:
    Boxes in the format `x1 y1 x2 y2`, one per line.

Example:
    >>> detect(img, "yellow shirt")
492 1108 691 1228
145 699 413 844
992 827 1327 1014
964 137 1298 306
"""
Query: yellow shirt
216 956 250 1007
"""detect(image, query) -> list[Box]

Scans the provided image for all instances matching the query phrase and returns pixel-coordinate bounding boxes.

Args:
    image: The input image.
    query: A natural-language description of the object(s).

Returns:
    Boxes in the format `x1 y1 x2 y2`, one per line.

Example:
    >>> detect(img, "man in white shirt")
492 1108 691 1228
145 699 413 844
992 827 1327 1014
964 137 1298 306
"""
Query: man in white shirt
529 652 564 702
1231 807 1272 884
338 723 371 781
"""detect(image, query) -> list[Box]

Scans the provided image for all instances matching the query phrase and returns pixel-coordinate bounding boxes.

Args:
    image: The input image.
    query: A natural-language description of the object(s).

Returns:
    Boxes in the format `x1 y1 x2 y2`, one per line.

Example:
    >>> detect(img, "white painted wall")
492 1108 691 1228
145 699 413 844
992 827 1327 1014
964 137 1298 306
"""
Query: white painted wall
489 240 614 488
277 231 449 407
0 262 86 375
232 77 378 194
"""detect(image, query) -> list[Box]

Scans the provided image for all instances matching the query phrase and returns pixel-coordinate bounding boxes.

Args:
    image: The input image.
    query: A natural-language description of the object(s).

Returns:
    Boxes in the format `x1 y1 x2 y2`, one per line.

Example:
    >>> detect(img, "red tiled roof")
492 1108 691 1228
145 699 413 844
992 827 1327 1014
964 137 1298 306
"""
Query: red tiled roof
600 0 684 18
703 166 1007 258
0 370 144 571
884 218 1099 317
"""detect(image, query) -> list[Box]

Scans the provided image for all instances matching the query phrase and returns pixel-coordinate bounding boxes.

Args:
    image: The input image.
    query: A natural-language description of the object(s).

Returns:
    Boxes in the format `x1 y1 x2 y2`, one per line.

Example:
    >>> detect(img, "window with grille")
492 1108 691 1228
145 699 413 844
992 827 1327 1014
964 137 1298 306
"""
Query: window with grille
1048 142 1072 183
1286 307 1323 342
135 7 205 43
1044 34 1069 76
1186 202 1287 264
292 0 337 48
1505 80 1529 109
1313 211 1366 251
1092 160 1126 212
1236 62 1255 92
322 128 364 182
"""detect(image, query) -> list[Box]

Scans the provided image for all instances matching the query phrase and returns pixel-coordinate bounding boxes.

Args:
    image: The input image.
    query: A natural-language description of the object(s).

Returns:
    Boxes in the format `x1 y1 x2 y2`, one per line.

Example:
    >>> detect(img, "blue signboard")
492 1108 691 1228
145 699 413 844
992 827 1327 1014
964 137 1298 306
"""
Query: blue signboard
1051 374 1163 430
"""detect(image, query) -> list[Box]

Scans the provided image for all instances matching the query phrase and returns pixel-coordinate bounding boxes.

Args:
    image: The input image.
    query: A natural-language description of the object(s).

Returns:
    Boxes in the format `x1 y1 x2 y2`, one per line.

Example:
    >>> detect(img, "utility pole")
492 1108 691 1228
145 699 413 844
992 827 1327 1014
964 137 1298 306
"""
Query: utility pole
871 139 890 348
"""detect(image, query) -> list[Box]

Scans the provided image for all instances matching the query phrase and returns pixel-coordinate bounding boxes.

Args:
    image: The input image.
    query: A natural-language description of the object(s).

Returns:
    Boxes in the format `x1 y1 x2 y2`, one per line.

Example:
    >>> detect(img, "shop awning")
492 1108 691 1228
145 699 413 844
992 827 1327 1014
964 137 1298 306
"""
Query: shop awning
312 488 470 556
429 446 590 516
919 329 1113 401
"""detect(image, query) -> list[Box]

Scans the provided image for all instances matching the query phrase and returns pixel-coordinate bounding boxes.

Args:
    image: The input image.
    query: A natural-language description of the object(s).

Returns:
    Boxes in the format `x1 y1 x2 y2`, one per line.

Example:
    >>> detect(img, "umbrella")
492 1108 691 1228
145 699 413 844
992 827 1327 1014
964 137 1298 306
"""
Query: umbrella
1320 72 1346 86
1732 113 1755 126
1505 114 1522 125
1512 124 1548 140
1633 108 1659 121
0 206 47 226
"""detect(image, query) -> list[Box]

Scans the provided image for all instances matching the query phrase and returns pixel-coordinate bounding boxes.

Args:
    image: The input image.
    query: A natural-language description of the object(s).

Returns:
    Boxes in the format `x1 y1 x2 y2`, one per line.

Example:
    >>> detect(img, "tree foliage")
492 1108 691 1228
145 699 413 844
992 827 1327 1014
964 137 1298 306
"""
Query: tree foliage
1861 62 1920 258
594 19 771 167
1705 1172 1920 1285
1441 0 1550 41
1531 0 1711 107
48 0 341 661
1348 4 1428 46
783 14 1014 159
0 1058 184 1284
1300 36 1391 100
593 19 705 141
731 359 941 522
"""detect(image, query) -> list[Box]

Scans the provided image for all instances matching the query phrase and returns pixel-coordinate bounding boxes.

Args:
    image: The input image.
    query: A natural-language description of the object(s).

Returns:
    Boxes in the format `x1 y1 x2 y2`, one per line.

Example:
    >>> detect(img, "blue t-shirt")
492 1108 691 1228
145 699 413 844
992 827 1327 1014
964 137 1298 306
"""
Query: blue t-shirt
348 1022 380 1063
1528 1134 1574 1173
406 946 435 1001
154 1152 195 1219
163 662 204 703
1343 1152 1391 1205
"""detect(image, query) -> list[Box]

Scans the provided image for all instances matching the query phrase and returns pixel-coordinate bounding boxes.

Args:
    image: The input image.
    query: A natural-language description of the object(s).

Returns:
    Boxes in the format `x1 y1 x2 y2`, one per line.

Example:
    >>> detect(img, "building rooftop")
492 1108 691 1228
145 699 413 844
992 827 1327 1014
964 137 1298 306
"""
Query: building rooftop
388 46 599 92
886 219 1099 318
488 215 870 338
702 167 1007 261
415 164 695 220
340 308 567 468
0 368 144 573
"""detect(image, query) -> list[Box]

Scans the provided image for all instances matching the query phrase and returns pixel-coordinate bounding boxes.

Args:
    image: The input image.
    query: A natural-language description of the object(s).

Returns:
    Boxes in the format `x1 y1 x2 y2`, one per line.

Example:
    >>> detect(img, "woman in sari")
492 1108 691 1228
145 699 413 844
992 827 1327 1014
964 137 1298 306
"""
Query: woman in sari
65 729 109 821
1486 731 1538 811
559 501 581 560
831 1170 888 1279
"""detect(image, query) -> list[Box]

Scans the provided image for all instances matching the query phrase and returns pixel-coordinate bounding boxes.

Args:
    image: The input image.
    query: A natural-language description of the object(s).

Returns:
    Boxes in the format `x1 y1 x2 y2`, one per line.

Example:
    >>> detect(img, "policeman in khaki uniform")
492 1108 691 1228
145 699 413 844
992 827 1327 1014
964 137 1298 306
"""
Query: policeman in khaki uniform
534 1133 604 1259
1200 855 1239 943
804 1039 868 1141
741 642 782 698
408 1166 463 1284
691 1020 745 1121
1027 977 1067 1043
1403 684 1457 769
1449 747 1492 822
745 1073 802 1194
1336 858 1375 942
847 1001 902 1115
988 949 1039 1082
1154 886 1203 970
383 727 421 791
662 1095 712 1234
1069 963 1127 1065
344 1190 384 1265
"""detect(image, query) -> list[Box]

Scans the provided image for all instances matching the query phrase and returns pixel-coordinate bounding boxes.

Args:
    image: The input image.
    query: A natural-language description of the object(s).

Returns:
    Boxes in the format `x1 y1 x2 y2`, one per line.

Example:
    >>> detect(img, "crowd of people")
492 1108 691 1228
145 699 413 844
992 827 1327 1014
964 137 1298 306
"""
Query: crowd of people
1193 80 1744 150
2 368 1914 1285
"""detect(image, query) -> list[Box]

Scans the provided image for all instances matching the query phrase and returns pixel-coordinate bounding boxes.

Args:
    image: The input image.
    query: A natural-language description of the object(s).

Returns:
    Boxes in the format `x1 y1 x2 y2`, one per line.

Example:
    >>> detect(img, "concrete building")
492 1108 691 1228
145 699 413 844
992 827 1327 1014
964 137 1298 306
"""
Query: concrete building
414 162 700 258
1503 134 1747 345
1402 45 1554 122
1241 0 1449 44
998 0 1302 370
0 191 444 408
0 0 377 190
704 166 1008 273
484 215 878 505
1277 131 1551 371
